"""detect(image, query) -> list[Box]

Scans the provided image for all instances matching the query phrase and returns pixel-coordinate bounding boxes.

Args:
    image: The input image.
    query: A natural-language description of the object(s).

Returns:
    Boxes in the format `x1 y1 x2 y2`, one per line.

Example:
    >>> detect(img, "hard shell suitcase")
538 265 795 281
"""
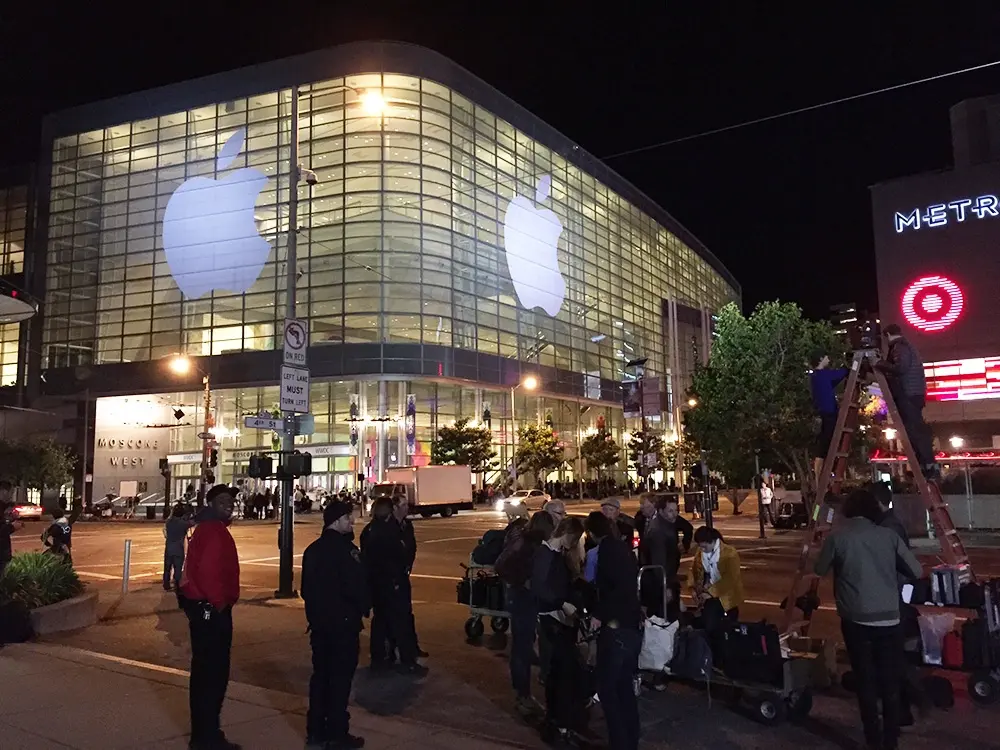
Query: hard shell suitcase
942 629 963 669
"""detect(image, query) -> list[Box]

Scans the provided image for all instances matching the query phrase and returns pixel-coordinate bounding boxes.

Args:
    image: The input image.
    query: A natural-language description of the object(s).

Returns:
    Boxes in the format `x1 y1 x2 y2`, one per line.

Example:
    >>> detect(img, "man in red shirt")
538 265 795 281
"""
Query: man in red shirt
180 484 241 750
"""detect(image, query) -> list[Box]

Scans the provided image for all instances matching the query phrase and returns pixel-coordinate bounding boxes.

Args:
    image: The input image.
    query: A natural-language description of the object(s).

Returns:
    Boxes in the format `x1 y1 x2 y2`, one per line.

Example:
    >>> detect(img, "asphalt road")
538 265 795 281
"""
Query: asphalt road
12 502 1000 748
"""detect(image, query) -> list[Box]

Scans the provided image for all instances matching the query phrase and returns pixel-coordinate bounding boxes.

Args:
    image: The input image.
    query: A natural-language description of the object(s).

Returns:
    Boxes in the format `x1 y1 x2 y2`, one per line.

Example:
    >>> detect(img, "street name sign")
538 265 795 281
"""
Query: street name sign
244 416 285 431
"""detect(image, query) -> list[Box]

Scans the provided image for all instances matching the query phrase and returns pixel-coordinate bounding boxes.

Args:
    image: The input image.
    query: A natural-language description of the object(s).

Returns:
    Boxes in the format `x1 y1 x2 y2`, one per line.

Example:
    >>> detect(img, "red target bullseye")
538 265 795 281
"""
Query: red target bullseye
901 275 964 332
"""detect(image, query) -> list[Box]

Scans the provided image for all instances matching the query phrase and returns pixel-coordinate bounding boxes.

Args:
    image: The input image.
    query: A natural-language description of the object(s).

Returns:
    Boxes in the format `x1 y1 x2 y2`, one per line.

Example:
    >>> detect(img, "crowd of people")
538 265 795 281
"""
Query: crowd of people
174 483 428 750
491 492 745 749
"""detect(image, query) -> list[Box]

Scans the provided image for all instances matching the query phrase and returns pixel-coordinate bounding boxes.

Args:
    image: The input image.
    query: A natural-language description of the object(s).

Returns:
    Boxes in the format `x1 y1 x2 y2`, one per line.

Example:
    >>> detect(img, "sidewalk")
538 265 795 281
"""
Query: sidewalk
0 642 540 750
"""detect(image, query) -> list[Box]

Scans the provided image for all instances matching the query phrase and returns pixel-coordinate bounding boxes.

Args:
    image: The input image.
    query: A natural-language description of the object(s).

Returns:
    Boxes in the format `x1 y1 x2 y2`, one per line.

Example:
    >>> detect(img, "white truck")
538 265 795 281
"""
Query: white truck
371 465 473 518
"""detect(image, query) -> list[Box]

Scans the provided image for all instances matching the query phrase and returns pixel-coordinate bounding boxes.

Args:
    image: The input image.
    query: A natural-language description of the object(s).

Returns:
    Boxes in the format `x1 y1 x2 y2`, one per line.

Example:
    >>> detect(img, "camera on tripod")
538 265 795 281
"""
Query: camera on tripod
850 318 882 351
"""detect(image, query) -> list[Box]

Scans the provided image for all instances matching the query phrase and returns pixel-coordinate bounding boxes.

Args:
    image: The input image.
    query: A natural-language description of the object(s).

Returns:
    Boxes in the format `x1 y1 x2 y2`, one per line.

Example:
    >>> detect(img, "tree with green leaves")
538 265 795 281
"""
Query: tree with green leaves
579 426 620 480
664 433 700 473
0 438 76 490
626 429 666 477
431 418 498 479
514 423 564 488
684 301 846 513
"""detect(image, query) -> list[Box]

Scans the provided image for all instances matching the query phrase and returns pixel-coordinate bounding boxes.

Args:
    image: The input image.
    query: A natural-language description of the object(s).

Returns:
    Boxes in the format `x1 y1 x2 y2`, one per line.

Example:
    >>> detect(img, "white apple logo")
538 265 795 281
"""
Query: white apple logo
162 127 270 299
502 175 566 316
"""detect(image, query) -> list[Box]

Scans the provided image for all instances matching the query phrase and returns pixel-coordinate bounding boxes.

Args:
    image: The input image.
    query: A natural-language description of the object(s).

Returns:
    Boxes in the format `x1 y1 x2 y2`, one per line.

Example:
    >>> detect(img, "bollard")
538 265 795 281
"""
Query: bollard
122 539 132 595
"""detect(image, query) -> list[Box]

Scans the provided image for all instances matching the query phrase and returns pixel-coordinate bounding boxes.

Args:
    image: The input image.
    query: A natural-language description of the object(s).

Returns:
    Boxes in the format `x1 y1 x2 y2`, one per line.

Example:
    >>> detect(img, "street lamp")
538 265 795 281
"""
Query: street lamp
510 375 539 486
167 354 213 502
950 435 965 449
687 397 698 408
884 427 897 440
360 89 387 116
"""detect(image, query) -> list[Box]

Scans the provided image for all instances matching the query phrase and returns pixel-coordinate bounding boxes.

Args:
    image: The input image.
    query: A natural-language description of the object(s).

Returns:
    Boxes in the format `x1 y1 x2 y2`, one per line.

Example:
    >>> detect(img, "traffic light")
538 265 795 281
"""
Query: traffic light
209 448 218 467
159 458 170 479
205 470 216 484
248 454 273 479
284 451 312 477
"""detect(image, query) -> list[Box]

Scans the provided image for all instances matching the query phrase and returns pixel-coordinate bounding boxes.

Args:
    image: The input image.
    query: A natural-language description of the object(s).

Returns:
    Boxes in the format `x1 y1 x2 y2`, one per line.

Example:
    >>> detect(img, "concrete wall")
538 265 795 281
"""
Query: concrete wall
92 396 170 500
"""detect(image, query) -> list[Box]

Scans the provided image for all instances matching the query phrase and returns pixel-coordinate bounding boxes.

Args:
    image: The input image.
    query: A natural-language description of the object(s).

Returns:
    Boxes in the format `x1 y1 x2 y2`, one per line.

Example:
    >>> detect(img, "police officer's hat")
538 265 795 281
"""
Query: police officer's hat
323 500 353 526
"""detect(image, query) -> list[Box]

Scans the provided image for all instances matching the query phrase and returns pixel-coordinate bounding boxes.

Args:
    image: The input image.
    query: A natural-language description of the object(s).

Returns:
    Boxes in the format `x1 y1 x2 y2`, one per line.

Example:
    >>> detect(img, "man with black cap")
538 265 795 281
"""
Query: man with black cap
180 484 241 750
301 500 370 750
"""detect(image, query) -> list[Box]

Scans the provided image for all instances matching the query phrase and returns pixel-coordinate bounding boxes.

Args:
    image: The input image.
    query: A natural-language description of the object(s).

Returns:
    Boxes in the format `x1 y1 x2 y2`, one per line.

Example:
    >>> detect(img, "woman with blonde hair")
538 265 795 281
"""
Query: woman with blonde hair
531 516 587 743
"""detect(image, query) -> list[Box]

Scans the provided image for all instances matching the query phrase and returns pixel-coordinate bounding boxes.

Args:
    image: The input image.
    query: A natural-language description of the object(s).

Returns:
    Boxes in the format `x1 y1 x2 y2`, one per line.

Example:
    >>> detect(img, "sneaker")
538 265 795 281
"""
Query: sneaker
416 647 430 658
328 734 365 749
396 662 429 677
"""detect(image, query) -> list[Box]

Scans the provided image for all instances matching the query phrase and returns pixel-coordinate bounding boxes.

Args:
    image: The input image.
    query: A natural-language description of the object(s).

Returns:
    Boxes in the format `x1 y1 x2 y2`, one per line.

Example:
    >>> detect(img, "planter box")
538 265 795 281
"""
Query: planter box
29 591 98 635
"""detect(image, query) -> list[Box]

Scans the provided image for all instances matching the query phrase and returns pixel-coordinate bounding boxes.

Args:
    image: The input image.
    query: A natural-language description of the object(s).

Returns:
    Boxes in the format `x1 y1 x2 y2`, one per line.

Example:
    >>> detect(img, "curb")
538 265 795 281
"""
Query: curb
14 642 543 749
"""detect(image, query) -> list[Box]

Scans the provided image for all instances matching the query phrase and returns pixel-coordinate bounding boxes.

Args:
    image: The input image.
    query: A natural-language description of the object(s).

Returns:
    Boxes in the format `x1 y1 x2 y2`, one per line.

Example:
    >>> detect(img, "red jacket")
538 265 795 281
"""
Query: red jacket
181 520 240 610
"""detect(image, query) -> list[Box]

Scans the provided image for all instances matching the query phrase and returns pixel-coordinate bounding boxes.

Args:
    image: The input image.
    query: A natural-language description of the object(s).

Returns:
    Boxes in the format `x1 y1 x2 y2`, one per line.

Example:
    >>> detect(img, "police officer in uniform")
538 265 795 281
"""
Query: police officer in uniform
392 497 429 659
301 500 370 750
360 498 427 676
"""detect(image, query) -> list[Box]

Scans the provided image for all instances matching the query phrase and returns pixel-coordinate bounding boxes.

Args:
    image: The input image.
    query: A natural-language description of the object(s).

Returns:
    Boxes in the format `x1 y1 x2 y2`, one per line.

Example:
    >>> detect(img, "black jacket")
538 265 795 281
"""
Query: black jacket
639 514 693 579
879 337 926 398
593 535 642 630
360 517 410 589
532 544 576 615
301 529 371 633
398 517 417 572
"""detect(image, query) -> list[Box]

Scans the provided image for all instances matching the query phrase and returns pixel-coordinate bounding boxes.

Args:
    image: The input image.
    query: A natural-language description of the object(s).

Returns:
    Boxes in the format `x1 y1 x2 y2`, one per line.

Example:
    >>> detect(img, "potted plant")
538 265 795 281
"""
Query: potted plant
0 552 92 640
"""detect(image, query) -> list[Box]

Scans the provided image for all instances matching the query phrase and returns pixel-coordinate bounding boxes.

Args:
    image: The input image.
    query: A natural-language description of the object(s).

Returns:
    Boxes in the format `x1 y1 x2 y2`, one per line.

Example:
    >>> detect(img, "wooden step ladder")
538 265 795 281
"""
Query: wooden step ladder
779 348 973 635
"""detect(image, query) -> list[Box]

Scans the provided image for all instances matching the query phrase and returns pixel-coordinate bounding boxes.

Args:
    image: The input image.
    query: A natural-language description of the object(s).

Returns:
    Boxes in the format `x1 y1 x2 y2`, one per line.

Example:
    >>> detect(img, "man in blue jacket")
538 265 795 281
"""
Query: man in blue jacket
810 354 849 474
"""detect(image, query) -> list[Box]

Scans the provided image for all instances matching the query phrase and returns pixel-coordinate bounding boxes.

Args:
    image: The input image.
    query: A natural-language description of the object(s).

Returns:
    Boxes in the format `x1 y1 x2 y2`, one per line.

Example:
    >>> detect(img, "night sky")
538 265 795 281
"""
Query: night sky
4 3 1000 319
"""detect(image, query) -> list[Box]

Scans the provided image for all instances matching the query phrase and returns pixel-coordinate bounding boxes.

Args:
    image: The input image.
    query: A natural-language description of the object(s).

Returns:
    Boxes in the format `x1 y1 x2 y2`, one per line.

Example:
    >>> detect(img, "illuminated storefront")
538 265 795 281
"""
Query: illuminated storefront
28 42 739 500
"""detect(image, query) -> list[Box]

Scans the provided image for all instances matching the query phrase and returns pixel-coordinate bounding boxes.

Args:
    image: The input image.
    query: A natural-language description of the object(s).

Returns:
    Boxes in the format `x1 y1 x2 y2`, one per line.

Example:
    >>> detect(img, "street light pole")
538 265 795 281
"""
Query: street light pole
755 449 766 540
276 85 299 599
510 385 517 486
199 374 211 503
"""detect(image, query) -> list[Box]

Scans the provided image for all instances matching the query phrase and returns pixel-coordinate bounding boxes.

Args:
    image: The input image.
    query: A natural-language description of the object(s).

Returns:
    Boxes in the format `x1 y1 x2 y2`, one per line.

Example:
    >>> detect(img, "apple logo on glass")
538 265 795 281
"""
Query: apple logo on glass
502 175 565 316
162 127 270 299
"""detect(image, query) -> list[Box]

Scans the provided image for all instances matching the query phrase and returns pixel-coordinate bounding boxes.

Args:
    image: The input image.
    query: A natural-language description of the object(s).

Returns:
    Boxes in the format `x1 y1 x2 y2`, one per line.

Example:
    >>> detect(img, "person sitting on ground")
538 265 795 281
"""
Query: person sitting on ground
691 526 744 625
815 488 922 750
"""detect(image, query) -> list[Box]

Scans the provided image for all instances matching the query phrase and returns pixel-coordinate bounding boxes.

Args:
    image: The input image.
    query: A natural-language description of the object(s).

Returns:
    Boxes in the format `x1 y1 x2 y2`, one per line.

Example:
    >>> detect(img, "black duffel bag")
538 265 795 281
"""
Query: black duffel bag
720 621 783 686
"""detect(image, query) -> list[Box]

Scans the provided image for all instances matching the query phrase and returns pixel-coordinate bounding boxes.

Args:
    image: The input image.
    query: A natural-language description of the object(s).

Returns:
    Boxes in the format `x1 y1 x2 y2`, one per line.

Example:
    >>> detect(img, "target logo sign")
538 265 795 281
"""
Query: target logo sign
901 275 964 332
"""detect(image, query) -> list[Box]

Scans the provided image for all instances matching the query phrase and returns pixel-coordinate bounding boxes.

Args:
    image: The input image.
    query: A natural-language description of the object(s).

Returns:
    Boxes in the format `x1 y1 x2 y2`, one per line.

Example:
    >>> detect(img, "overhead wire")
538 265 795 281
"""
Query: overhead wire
602 58 1000 160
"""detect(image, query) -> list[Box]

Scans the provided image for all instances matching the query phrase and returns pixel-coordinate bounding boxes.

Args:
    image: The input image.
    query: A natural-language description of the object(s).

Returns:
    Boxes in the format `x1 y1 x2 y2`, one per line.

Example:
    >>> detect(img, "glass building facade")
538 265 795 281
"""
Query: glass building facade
29 43 739 498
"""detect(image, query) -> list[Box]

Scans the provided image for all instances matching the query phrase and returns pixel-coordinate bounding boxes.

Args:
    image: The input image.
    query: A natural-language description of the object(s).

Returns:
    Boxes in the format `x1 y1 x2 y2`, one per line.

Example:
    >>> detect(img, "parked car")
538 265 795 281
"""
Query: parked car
12 503 43 520
500 489 551 520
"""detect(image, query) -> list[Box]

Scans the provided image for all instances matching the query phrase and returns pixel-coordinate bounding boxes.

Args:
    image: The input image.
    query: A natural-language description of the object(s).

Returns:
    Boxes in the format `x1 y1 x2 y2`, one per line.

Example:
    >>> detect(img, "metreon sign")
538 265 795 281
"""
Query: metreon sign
893 194 999 233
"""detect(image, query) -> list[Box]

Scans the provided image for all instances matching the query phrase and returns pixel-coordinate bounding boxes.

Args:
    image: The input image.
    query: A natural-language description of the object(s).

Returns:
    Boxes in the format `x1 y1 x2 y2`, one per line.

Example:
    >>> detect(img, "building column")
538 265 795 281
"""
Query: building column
377 380 388 481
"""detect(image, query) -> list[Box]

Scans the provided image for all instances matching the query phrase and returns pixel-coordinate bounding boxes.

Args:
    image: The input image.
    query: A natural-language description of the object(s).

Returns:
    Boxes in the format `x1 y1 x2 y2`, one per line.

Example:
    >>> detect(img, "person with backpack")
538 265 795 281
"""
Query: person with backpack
41 508 72 565
495 511 555 716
